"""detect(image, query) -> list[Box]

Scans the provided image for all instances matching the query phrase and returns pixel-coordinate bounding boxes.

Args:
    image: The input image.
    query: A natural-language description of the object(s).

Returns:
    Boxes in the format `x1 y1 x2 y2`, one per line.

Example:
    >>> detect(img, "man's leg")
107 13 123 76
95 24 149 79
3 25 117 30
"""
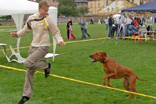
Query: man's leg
18 46 50 104
85 29 90 37
22 68 35 98
81 28 86 39
24 46 49 70
108 26 112 37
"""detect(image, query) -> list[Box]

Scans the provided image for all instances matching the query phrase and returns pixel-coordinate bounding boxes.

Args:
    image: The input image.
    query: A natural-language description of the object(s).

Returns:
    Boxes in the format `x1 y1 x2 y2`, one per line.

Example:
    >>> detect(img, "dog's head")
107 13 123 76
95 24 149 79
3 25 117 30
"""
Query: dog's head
90 51 107 63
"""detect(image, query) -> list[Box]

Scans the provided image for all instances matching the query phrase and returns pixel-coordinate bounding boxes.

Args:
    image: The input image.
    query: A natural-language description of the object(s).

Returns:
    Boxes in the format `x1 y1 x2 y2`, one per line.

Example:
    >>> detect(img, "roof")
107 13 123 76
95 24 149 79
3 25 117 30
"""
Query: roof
121 1 156 13
0 0 57 16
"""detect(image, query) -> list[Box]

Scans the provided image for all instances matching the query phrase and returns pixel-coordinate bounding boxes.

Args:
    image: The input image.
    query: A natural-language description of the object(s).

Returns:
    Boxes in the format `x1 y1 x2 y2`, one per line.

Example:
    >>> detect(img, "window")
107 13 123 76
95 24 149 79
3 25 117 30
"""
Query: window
98 3 100 8
107 8 109 12
106 0 108 6
91 11 93 15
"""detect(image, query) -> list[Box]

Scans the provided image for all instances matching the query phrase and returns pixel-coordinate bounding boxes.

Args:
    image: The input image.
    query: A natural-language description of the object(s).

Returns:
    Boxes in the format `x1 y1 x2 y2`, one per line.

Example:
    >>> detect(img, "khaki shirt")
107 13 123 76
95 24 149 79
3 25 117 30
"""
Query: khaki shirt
17 13 63 47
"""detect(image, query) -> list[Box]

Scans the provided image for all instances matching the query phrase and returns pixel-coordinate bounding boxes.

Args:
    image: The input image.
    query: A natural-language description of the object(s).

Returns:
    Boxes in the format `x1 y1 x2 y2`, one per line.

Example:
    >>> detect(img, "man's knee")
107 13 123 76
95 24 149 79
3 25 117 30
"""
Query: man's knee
24 60 35 68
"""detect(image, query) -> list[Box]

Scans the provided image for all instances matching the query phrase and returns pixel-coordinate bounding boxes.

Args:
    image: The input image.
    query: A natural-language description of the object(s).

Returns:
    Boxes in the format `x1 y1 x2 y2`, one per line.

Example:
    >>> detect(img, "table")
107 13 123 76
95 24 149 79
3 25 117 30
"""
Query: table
142 31 156 41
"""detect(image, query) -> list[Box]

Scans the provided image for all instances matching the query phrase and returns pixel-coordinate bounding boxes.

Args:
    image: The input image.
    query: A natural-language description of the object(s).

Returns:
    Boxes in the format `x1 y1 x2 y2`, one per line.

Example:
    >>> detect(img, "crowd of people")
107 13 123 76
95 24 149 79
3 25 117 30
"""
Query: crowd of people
106 13 153 39
66 13 153 41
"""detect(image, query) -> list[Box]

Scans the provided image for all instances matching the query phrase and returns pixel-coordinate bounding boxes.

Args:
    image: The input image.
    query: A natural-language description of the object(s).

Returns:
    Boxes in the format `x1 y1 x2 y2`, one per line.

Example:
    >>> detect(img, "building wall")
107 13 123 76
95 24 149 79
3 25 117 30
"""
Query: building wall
141 0 156 4
88 0 106 15
88 0 139 15
128 0 140 5
98 0 136 15
74 0 88 8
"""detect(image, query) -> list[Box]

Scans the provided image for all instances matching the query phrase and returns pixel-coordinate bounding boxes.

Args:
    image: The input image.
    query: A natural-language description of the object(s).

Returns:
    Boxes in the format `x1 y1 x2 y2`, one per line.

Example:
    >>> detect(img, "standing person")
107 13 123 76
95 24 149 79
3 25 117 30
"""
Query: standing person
123 15 132 37
10 1 65 104
79 15 87 39
145 16 153 35
136 15 142 26
84 21 91 38
68 22 76 40
67 17 75 40
104 17 109 30
108 14 114 38
67 17 72 40
90 18 94 24
98 18 101 24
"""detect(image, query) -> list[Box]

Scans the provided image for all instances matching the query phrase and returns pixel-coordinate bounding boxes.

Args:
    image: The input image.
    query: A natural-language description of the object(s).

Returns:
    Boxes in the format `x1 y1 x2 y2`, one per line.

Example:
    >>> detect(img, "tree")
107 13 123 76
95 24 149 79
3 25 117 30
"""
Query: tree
78 7 89 15
58 0 78 16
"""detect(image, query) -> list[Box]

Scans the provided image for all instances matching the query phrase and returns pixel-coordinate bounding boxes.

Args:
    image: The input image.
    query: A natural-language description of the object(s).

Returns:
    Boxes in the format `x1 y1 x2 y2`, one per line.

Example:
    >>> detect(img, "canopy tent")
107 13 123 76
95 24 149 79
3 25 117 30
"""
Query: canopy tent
114 1 156 44
121 1 156 13
121 1 156 30
0 0 58 63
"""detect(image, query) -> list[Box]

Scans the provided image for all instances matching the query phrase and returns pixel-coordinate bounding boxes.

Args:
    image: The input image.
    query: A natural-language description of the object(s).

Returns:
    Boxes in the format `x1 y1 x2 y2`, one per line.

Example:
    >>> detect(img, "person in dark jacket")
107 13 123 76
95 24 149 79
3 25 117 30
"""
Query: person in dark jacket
108 14 114 37
67 17 72 40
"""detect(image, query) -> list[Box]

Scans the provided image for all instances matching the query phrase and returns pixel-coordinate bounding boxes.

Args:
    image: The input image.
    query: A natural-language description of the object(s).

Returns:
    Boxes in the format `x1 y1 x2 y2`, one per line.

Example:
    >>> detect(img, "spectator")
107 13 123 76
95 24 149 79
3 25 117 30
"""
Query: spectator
145 16 153 35
108 14 114 38
90 18 94 24
128 21 138 36
67 17 75 40
98 19 101 24
84 21 91 38
104 17 109 30
123 15 132 37
66 17 72 40
68 22 75 40
79 15 87 39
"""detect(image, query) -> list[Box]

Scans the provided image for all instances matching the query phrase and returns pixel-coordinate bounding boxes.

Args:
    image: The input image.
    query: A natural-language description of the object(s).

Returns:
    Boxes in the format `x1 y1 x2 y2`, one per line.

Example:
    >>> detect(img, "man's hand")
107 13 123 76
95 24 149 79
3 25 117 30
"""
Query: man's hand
58 41 66 46
10 32 18 38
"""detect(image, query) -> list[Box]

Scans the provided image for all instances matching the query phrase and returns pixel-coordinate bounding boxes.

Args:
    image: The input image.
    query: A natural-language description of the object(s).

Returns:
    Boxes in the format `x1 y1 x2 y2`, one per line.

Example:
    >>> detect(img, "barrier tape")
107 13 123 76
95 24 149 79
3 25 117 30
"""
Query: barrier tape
0 64 156 99
1 36 155 52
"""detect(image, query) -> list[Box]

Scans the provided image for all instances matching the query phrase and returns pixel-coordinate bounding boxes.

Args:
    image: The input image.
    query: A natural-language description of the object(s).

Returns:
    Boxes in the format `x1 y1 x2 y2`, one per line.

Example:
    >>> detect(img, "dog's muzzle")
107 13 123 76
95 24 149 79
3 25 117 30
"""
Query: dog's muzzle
90 55 96 63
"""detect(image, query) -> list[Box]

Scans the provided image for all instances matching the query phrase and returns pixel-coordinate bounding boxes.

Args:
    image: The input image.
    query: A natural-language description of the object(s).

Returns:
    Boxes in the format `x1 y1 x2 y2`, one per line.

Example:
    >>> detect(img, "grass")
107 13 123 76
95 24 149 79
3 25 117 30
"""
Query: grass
0 23 156 104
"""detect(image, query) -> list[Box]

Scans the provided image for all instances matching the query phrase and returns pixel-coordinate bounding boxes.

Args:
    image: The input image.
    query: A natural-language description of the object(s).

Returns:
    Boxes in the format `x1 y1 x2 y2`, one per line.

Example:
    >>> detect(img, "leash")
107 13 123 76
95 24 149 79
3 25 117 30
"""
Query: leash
27 17 44 29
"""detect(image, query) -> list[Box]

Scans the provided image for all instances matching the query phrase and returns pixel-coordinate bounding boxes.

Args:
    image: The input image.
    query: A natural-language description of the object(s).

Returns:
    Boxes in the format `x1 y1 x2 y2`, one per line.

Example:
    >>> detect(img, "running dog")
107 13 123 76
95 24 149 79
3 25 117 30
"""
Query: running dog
90 51 147 99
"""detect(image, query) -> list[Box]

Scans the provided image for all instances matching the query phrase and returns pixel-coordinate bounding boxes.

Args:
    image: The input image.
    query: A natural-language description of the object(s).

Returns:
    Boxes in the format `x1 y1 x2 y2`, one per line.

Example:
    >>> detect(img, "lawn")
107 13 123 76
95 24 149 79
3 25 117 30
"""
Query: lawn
0 23 156 104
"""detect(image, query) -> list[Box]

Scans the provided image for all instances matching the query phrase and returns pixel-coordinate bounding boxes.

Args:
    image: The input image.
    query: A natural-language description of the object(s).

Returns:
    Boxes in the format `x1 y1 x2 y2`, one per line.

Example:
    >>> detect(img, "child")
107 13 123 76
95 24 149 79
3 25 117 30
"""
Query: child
68 22 75 40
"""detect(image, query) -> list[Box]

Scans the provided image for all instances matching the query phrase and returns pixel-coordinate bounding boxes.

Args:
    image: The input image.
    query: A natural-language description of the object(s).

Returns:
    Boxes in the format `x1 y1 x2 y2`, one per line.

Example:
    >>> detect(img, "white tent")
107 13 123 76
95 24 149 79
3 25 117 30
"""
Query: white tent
0 0 57 63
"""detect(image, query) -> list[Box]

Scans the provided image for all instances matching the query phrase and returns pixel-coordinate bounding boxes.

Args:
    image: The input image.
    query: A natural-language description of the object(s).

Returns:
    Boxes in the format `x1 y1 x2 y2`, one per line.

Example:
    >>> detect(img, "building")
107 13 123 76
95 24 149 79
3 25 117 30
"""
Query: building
128 0 140 5
98 0 136 15
88 0 140 15
73 0 88 8
46 0 59 7
141 0 156 4
88 0 106 15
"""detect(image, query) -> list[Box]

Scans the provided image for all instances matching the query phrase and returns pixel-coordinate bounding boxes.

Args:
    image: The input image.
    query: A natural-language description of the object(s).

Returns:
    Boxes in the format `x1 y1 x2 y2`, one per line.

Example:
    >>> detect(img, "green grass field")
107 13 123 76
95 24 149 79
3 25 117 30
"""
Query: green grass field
1 23 156 104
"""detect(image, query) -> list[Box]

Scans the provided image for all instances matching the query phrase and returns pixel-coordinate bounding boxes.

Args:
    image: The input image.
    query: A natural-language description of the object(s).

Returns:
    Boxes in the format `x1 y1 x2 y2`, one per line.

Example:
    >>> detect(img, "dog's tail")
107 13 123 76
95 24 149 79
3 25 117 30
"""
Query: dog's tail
136 76 148 81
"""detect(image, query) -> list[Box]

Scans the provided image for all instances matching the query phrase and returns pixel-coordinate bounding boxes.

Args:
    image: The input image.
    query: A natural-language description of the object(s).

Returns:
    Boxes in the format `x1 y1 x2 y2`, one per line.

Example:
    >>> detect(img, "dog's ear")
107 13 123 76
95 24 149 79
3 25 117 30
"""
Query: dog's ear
102 52 107 56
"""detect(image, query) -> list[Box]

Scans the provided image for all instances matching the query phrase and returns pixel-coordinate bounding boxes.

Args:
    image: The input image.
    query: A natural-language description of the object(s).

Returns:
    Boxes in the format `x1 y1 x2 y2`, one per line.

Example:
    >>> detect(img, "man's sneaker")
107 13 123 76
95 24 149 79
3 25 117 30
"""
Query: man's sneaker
18 96 29 104
45 63 51 78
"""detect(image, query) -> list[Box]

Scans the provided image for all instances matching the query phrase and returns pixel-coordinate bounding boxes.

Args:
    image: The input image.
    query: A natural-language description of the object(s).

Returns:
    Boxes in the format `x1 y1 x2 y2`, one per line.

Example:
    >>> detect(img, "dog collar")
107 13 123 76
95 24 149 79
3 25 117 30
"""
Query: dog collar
101 57 109 63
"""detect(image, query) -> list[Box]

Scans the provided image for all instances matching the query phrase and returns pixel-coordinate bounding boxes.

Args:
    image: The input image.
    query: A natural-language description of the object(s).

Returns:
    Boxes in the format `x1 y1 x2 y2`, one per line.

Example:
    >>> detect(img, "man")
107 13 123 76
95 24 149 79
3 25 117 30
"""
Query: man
108 14 114 38
104 17 109 30
123 15 132 37
10 1 65 104
79 15 89 39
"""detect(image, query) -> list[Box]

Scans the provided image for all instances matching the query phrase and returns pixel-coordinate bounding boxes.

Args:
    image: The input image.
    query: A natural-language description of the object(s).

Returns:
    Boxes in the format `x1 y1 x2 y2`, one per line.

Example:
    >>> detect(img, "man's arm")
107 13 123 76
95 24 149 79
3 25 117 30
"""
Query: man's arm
47 17 65 46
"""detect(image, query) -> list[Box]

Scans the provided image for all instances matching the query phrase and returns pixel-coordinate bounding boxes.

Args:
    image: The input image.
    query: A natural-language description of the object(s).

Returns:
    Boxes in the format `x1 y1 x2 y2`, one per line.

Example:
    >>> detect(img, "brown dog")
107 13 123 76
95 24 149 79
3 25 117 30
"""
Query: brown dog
90 51 147 99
